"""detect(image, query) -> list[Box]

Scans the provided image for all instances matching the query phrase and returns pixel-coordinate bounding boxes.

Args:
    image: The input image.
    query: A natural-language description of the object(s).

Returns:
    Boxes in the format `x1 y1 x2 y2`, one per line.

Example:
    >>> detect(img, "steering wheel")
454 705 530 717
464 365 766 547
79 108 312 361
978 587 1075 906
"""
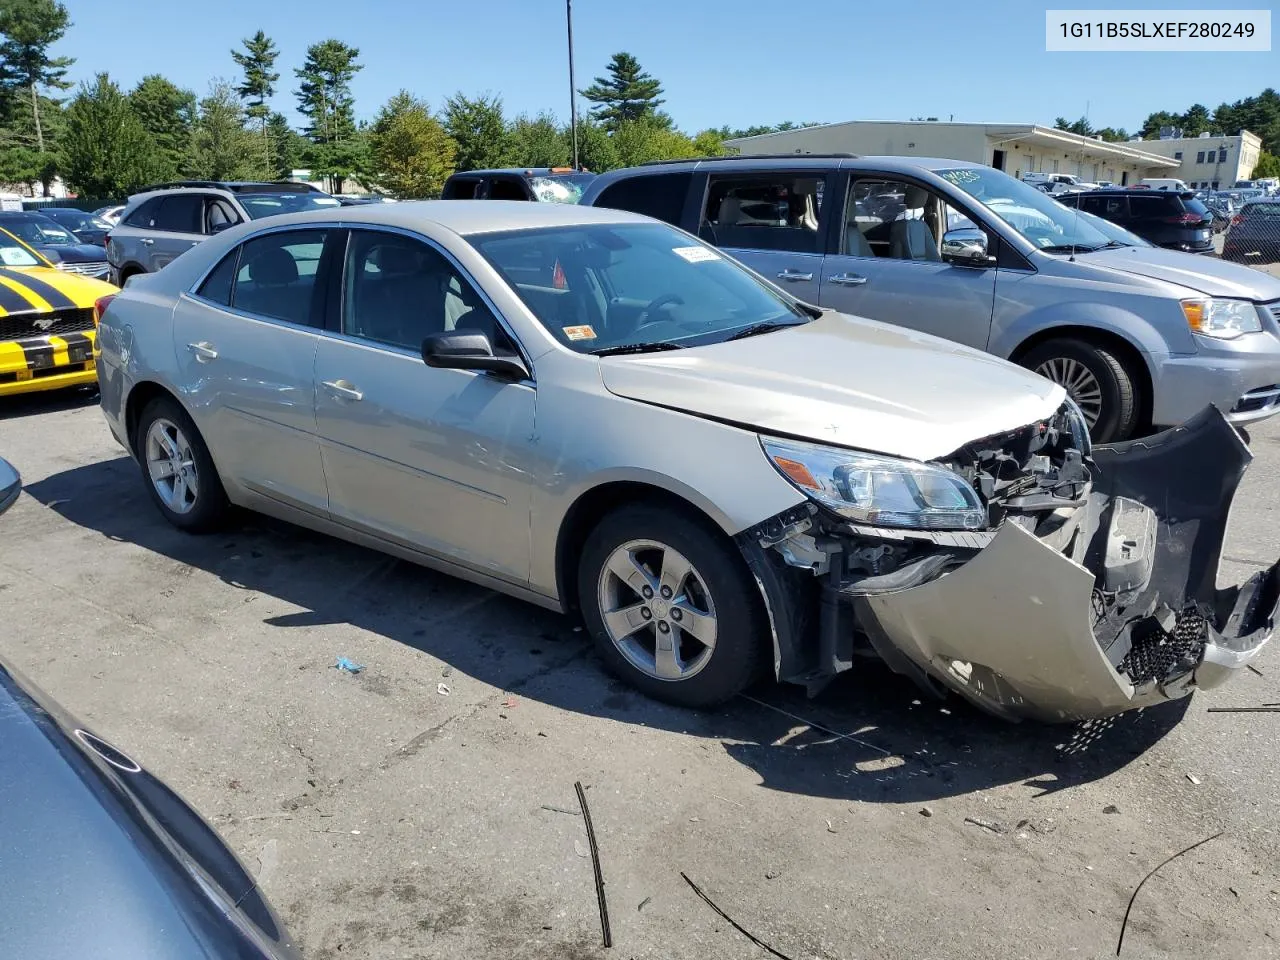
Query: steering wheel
632 294 685 335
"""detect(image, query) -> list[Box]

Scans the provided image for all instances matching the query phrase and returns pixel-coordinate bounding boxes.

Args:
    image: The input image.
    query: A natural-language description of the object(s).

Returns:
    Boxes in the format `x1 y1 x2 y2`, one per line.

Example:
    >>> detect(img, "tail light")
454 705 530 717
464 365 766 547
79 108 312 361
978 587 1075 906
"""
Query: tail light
93 293 116 326
1231 214 1243 226
1163 213 1204 225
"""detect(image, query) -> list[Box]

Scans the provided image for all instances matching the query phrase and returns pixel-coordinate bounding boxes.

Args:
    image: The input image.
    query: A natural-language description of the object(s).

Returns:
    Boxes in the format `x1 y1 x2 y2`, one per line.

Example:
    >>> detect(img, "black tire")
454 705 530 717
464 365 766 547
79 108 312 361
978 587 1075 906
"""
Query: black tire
577 503 768 708
1019 338 1141 443
134 395 229 533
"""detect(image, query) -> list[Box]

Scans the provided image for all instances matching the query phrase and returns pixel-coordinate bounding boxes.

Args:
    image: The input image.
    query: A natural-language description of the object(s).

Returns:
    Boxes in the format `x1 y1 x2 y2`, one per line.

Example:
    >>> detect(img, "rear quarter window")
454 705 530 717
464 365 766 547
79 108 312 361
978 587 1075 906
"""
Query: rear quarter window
122 197 163 227
593 173 693 227
1128 195 1179 219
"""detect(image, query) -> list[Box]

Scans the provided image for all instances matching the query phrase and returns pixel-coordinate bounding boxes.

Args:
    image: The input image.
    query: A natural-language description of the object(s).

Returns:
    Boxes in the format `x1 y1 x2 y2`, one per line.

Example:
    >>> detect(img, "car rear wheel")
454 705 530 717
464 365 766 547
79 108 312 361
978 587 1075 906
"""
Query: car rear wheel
1020 338 1140 443
577 504 768 708
135 396 229 532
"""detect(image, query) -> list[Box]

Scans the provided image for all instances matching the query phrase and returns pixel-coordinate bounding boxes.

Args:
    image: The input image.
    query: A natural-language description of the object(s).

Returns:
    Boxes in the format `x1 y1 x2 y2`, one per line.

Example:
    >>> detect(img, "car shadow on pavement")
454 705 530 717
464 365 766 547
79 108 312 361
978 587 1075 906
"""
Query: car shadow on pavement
0 387 98 421
27 455 1188 805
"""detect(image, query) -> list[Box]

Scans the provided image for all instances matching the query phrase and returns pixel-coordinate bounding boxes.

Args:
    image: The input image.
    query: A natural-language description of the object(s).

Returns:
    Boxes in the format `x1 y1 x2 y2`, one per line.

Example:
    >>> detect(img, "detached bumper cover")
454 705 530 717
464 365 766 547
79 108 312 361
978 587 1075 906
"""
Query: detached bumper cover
848 408 1278 721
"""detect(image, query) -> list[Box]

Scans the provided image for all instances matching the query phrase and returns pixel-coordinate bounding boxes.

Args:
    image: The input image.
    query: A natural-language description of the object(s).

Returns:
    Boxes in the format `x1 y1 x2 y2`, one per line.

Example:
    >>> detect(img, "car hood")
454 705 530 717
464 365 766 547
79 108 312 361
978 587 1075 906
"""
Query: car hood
38 242 107 263
1080 245 1280 299
599 312 1065 462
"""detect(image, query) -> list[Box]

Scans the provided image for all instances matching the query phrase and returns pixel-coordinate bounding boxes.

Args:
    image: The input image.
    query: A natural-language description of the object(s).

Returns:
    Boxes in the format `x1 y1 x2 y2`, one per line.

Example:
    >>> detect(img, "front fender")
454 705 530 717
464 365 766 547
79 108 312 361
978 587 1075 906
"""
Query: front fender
990 299 1171 366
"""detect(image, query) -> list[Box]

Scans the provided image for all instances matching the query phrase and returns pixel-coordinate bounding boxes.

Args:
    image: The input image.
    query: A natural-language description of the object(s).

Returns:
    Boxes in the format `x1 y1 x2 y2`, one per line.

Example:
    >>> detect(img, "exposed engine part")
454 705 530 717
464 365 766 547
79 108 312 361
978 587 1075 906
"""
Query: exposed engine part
944 402 1092 527
750 504 816 549
775 533 830 575
847 543 897 576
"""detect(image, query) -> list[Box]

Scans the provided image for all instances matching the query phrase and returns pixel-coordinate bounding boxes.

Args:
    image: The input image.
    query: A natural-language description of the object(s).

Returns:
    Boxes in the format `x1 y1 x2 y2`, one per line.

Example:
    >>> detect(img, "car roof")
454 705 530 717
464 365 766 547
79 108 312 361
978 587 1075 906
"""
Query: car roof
449 168 590 178
229 198 654 236
589 155 987 182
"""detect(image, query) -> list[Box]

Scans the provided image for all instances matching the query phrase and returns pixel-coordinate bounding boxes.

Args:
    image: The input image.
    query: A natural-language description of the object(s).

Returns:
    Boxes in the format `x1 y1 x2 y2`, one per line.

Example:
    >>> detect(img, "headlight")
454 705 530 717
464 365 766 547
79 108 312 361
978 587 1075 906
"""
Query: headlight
1061 396 1093 456
1181 298 1262 339
761 438 987 530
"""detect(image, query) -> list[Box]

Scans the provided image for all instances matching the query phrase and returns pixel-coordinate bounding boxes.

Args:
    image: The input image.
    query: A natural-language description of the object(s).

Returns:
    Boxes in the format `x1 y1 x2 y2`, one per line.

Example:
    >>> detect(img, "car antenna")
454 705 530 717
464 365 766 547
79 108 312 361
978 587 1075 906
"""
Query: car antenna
1068 102 1088 262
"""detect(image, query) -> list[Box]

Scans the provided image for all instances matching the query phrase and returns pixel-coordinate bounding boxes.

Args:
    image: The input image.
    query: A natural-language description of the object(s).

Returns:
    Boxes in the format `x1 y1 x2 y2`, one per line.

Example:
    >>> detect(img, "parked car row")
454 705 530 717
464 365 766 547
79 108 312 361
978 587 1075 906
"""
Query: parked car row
1056 188 1215 253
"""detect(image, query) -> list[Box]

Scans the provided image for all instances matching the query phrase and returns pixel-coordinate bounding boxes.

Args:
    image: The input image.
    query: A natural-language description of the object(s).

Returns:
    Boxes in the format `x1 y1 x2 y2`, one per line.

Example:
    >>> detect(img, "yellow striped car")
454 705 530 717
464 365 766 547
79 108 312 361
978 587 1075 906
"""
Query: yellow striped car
0 227 118 397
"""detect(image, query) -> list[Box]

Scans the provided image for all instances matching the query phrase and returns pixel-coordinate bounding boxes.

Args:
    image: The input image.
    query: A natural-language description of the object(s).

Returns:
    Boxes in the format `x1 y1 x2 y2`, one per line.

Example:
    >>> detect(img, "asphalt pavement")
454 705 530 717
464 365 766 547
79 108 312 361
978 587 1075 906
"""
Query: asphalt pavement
1 386 1279 960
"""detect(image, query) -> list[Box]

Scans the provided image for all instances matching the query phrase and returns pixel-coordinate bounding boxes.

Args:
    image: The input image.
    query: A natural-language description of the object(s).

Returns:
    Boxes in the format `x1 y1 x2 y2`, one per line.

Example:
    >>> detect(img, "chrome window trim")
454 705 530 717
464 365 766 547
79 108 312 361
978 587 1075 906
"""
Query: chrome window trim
183 218 536 386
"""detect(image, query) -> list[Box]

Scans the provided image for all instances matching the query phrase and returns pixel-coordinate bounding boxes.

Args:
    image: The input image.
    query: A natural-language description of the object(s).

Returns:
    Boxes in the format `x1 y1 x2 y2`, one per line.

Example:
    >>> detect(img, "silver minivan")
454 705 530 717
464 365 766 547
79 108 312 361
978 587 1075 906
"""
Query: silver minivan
582 157 1280 442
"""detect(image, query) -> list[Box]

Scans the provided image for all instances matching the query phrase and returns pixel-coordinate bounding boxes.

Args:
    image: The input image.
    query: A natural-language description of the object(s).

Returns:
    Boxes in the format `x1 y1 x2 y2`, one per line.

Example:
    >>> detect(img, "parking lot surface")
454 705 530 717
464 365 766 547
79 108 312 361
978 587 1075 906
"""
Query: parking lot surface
2 391 1279 960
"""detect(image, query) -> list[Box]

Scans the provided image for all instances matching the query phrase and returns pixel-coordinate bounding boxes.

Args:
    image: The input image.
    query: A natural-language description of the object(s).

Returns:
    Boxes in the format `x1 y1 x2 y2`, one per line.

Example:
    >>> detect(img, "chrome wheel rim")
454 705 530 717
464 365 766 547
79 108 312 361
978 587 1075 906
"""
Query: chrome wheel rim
145 418 198 515
597 539 718 682
1035 357 1103 427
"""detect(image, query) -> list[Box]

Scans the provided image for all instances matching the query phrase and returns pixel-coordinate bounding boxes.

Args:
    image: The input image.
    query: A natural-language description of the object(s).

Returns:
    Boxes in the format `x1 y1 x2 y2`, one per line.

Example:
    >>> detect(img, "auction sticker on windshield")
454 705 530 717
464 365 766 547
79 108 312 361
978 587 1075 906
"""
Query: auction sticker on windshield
563 325 597 341
672 246 720 263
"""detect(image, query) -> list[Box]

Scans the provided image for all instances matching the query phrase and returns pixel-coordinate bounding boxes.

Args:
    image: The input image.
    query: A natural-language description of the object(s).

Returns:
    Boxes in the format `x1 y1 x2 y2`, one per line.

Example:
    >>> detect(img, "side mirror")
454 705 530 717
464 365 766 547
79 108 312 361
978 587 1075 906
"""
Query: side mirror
942 228 996 268
0 456 21 516
421 331 529 381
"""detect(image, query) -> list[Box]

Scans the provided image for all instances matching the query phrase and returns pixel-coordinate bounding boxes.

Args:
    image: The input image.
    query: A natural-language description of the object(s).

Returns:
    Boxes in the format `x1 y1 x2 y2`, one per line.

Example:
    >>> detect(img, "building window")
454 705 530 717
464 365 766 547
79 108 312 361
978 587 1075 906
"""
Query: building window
1051 158 1059 173
1212 181 1219 190
1196 151 1205 163
1218 148 1228 163
1174 151 1183 160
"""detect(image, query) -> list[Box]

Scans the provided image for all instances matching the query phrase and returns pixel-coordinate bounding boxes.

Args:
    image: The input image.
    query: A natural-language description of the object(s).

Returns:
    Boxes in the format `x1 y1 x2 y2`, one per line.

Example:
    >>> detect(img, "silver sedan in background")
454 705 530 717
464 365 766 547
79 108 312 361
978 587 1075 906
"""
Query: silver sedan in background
95 201 1277 722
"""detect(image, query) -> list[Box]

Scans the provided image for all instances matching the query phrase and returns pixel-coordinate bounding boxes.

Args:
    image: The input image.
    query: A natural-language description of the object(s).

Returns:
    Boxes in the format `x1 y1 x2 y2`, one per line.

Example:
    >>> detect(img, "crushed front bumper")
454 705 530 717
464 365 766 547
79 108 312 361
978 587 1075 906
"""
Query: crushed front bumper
746 407 1278 723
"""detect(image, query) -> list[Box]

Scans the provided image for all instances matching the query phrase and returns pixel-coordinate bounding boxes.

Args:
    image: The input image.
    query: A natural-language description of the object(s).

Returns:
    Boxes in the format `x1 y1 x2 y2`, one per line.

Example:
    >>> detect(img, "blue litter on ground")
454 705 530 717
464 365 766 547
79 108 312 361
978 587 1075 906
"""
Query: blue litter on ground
333 657 364 674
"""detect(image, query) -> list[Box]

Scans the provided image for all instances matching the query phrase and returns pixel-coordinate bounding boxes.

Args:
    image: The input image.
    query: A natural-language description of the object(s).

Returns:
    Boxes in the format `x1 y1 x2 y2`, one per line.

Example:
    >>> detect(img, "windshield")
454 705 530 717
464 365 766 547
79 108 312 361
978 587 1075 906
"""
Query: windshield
0 230 44 266
472 222 810 354
936 167 1111 253
1 216 78 246
1244 202 1280 219
1076 210 1150 246
239 193 342 220
47 209 109 230
528 173 595 204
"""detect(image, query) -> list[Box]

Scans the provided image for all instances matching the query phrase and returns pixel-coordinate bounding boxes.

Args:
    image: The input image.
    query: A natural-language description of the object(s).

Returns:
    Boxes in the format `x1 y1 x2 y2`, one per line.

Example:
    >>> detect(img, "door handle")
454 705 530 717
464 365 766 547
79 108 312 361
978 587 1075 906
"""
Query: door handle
775 269 814 282
829 273 869 286
140 238 154 245
186 341 217 362
322 379 364 401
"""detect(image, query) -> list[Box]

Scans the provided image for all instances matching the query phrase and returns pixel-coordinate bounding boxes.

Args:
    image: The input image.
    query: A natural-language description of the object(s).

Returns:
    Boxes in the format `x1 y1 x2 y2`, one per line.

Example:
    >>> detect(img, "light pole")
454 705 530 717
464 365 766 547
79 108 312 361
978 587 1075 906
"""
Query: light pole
567 0 580 170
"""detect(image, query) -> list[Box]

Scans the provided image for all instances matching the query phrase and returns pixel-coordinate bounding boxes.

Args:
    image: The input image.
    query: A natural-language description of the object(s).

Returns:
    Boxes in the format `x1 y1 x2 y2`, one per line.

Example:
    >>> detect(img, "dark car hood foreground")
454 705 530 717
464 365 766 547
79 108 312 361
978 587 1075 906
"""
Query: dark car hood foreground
39 242 108 263
0 659 298 959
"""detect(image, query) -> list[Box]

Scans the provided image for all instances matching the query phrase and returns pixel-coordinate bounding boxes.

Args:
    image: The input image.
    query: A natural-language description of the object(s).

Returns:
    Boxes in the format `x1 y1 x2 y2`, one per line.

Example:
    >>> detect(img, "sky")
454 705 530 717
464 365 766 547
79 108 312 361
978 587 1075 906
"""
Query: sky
60 0 1277 134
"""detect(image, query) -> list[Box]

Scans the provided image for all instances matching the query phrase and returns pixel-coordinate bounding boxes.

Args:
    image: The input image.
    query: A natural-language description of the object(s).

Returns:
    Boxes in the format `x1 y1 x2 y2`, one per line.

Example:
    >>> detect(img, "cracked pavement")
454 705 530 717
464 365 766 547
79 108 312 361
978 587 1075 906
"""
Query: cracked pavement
1 391 1279 959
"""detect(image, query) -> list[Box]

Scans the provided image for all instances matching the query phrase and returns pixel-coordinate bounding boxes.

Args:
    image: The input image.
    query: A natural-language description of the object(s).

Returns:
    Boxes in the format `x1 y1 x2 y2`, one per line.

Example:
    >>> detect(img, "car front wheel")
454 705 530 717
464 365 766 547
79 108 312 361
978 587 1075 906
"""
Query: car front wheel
135 396 229 532
1020 338 1141 443
577 504 768 708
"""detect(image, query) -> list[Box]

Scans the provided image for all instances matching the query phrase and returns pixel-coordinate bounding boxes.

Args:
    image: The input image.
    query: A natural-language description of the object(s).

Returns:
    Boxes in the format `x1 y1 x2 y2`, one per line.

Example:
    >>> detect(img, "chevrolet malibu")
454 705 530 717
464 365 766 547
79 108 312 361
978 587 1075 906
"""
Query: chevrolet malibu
95 202 1278 721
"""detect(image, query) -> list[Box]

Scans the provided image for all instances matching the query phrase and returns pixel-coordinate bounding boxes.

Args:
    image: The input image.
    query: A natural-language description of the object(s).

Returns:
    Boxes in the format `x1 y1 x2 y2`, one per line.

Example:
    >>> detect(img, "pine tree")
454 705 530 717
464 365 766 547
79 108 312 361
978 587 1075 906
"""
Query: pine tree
232 30 279 170
294 39 360 145
130 74 196 180
0 0 74 193
443 92 509 171
579 52 664 132
190 79 264 181
60 73 156 197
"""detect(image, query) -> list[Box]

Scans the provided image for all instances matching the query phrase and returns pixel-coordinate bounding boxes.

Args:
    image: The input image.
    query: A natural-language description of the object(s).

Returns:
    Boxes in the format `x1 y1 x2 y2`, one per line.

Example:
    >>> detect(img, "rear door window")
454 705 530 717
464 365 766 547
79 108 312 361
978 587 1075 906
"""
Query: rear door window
152 195 204 233
1128 195 1178 220
699 174 825 253
593 173 693 227
123 197 163 227
230 229 328 326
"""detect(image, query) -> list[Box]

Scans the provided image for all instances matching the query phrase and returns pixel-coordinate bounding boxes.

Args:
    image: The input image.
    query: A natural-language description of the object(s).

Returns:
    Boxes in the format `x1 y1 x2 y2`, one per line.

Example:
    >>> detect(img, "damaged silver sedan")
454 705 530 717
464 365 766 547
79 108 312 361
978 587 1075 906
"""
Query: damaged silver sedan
96 202 1277 722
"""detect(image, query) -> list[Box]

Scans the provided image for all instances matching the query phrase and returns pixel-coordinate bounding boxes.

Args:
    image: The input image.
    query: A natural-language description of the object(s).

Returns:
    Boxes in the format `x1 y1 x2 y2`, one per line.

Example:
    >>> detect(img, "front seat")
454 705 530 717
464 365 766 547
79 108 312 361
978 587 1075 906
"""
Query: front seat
844 206 873 257
889 187 941 260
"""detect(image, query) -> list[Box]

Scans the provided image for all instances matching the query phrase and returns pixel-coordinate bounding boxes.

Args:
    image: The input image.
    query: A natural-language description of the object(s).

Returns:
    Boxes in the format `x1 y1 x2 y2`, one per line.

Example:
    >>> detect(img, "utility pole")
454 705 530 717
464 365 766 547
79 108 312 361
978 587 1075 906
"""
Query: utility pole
567 0 579 170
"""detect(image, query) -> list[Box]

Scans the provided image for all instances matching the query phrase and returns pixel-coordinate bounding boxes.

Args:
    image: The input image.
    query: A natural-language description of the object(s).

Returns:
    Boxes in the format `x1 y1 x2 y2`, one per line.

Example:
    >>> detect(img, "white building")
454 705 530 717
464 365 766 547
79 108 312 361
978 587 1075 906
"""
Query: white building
725 120 1180 186
1131 131 1263 191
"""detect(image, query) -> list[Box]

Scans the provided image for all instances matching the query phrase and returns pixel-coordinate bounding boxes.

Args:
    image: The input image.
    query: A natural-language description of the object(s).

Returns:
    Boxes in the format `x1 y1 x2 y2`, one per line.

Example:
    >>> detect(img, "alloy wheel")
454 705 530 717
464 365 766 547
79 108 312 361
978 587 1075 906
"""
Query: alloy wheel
596 539 718 682
145 417 199 515
1035 357 1103 427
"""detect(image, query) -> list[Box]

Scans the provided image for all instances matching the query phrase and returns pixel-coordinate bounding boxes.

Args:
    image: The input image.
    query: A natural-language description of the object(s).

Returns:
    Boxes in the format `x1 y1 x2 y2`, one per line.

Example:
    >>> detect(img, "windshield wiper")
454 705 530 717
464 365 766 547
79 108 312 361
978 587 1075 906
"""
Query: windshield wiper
1039 242 1106 254
721 319 808 343
590 341 685 357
